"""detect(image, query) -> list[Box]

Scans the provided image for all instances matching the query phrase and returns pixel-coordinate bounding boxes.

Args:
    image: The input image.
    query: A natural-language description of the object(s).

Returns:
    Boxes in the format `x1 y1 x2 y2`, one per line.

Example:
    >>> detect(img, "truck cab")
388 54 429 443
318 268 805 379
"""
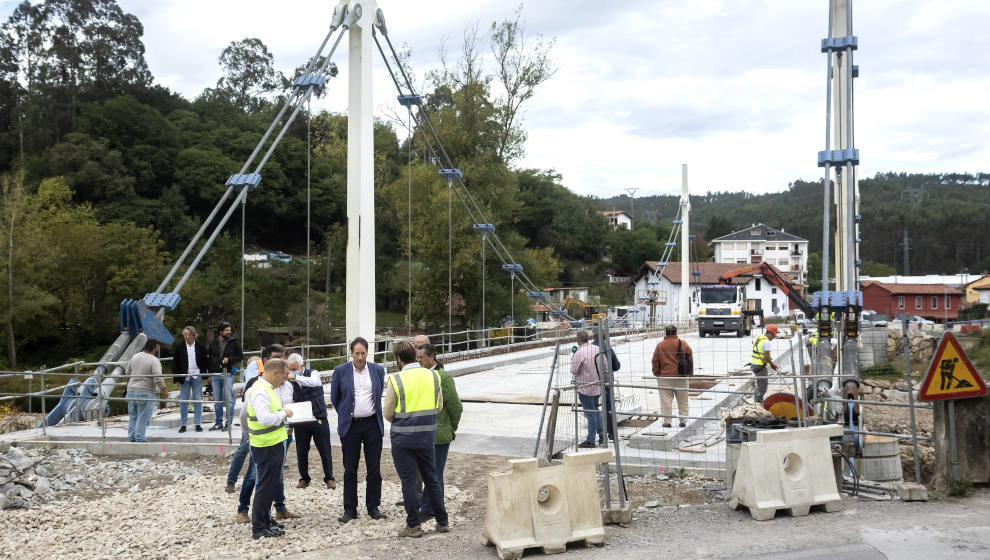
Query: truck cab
695 285 751 337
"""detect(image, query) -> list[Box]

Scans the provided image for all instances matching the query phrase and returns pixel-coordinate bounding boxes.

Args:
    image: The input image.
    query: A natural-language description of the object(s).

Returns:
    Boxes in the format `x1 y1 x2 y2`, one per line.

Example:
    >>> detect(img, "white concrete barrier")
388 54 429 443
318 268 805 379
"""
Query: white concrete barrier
728 424 842 520
482 450 610 559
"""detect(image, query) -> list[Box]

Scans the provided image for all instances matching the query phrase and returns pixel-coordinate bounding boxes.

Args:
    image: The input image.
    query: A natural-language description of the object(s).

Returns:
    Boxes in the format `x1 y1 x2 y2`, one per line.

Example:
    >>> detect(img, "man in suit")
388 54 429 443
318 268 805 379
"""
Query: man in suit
330 337 387 524
173 326 210 433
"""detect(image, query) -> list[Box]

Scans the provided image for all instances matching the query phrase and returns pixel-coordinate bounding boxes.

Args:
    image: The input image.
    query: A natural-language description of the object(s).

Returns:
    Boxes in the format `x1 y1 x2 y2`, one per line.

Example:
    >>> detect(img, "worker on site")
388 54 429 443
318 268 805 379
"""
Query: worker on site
750 324 779 404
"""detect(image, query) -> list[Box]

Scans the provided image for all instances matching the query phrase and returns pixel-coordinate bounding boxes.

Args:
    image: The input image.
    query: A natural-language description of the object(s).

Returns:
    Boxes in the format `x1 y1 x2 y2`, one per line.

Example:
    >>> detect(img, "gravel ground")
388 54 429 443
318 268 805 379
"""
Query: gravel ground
1 446 987 560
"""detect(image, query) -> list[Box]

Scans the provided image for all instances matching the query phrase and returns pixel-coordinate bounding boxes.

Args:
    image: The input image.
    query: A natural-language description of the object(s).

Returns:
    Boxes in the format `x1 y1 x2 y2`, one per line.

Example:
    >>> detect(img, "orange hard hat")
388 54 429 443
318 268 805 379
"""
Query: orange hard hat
766 324 779 334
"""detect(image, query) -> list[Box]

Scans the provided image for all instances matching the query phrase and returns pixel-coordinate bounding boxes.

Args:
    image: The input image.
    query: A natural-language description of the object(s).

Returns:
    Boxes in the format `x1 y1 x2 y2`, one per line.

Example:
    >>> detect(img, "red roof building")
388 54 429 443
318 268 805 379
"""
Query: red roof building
861 281 962 322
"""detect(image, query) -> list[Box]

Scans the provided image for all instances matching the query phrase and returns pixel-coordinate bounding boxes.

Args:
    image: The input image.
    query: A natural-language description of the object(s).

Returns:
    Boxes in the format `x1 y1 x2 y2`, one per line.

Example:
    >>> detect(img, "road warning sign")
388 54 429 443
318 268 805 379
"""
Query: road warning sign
918 332 988 401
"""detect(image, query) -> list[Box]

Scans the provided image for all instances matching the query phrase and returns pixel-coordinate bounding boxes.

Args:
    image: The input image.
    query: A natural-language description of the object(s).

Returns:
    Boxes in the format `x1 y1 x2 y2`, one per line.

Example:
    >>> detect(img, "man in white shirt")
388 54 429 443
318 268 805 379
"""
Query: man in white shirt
330 337 388 523
287 353 336 489
173 326 209 433
246 358 294 538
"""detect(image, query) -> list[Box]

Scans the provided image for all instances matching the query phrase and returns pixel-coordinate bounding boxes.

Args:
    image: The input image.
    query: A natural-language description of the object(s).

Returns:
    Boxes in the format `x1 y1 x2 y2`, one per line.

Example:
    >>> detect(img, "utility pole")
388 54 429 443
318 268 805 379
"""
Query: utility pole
901 229 910 276
624 187 639 224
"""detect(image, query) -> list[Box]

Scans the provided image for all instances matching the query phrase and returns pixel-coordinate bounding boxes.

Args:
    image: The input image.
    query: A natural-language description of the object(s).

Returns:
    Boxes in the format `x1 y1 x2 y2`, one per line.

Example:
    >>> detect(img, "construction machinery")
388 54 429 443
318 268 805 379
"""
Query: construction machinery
719 262 816 318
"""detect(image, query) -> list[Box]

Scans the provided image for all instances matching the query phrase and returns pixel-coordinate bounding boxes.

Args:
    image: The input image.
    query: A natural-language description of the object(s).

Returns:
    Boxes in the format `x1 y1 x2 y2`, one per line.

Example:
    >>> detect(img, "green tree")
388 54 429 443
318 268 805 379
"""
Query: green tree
861 260 896 277
211 38 283 113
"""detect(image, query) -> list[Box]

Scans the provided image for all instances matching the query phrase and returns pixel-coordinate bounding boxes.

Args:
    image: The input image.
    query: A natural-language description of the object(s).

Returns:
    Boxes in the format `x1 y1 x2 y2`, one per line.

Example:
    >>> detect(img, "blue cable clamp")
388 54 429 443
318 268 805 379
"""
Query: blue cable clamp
120 298 174 344
292 74 326 90
143 292 181 312
665 242 676 247
672 219 682 225
657 262 669 267
821 35 858 52
472 223 495 234
438 168 463 181
501 264 523 273
397 94 422 107
226 173 262 189
527 291 548 298
817 148 860 167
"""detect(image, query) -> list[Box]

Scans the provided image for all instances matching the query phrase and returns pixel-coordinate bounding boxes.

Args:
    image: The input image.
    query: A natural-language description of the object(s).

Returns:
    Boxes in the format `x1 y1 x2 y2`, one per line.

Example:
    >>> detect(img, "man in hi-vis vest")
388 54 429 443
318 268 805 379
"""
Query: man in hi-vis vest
246 358 294 539
383 340 449 538
750 324 780 403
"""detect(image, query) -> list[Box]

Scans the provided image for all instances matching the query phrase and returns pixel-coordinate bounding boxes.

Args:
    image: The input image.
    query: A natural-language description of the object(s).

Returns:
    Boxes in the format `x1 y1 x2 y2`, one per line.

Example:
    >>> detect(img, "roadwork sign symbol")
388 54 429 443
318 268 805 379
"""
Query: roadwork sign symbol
918 332 987 401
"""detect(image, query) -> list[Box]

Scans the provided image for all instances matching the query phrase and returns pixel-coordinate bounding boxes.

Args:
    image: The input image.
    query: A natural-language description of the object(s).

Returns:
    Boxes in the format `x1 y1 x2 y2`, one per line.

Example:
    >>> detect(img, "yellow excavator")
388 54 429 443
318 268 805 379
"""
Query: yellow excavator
565 296 607 322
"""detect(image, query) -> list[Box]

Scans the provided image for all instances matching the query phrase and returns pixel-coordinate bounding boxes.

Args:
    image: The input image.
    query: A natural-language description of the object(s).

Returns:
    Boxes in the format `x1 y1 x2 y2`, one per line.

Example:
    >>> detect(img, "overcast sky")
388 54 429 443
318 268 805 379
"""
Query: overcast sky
4 0 990 198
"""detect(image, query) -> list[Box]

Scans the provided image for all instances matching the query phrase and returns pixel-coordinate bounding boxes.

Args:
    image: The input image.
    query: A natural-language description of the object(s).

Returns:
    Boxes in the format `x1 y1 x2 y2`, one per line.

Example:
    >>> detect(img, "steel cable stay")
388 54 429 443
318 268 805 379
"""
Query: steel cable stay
158 23 348 297
43 21 352 427
372 26 574 322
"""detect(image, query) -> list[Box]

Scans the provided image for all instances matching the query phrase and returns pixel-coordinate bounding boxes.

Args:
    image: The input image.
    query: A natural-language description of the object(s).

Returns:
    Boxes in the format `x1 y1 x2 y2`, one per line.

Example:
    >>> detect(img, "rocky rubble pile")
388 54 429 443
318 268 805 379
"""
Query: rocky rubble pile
859 379 920 402
0 444 55 510
0 444 202 510
886 328 939 363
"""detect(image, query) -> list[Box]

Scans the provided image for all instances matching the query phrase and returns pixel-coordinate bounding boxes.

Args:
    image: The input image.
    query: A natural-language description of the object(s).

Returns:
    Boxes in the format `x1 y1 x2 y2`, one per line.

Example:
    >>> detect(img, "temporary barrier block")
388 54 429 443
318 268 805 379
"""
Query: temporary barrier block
728 425 842 520
482 450 611 559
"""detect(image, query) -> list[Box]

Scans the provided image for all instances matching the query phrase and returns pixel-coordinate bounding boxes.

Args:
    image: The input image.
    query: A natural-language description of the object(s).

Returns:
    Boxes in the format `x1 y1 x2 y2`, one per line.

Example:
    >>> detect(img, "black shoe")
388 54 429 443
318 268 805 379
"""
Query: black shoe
267 525 285 535
679 421 687 428
578 441 596 448
338 510 358 524
269 520 285 530
662 423 672 428
178 426 186 433
394 500 404 506
209 424 222 431
252 528 281 539
368 508 387 520
194 425 203 432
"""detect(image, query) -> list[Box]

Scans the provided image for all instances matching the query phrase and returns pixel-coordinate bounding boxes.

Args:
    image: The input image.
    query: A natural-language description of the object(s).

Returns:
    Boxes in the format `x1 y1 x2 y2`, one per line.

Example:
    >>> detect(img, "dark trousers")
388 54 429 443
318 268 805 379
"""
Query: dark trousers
752 364 769 403
604 391 615 440
392 444 448 528
340 416 382 513
295 419 335 483
418 443 450 515
251 443 284 533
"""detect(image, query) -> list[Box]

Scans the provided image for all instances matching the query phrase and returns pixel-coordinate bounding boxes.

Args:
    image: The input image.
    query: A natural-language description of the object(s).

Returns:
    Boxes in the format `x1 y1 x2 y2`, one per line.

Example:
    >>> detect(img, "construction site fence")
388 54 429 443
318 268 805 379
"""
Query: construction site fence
533 320 934 510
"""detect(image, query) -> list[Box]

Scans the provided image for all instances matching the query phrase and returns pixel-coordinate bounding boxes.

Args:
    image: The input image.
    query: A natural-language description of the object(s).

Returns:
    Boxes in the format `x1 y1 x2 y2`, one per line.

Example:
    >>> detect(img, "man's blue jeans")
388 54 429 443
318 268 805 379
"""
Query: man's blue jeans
178 377 203 427
578 393 602 444
228 434 251 485
211 374 234 427
126 390 157 442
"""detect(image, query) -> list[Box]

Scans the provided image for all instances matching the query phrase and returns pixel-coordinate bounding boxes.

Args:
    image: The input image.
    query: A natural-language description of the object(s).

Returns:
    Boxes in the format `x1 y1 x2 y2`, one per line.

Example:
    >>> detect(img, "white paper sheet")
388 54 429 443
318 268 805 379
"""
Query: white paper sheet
285 402 314 424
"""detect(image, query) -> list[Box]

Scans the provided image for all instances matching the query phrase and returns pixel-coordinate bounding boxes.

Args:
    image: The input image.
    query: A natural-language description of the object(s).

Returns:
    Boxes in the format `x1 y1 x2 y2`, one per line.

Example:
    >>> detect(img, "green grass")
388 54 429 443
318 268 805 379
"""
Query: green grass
970 329 990 374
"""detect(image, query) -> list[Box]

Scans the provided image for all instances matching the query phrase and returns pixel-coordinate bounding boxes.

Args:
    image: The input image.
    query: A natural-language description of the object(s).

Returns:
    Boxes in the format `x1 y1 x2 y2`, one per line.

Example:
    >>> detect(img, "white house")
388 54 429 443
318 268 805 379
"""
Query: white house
599 210 632 230
631 261 796 324
710 224 809 285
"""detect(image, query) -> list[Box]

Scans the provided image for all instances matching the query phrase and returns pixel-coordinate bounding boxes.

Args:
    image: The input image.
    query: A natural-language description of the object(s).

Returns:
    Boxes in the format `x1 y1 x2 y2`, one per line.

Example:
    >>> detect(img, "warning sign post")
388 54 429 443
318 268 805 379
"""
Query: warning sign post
916 331 987 483
918 332 987 402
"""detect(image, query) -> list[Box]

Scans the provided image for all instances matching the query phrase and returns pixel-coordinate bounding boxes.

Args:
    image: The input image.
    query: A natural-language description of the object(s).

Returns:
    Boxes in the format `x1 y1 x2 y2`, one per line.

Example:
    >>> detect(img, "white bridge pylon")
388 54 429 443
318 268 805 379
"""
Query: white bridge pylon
341 0 379 344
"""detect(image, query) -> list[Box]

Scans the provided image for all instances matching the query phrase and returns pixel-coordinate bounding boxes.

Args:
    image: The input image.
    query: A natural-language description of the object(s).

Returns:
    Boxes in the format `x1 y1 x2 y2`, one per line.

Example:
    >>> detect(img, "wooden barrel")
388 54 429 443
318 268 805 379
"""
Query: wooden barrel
858 435 903 482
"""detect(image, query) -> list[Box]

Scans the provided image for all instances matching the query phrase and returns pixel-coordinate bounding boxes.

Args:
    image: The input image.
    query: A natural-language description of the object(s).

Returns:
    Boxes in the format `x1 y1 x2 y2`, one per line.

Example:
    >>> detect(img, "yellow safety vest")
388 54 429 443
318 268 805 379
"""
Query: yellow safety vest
387 366 441 447
750 335 770 366
245 381 288 448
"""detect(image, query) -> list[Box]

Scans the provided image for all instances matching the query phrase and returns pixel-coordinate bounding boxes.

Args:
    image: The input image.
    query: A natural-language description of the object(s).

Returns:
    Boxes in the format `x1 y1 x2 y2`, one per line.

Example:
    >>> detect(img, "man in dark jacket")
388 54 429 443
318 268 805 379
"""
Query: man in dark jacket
208 321 243 430
287 353 336 490
173 326 210 433
591 327 620 443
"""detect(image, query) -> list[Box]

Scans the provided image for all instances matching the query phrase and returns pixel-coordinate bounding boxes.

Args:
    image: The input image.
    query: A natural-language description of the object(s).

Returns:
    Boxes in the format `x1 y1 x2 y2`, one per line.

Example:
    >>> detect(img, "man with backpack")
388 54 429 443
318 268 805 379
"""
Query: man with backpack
651 324 694 429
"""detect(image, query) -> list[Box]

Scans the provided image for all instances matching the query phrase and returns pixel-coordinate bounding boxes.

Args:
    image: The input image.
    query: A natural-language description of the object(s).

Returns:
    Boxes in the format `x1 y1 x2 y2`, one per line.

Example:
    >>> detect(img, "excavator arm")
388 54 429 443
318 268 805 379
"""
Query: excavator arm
719 262 815 317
